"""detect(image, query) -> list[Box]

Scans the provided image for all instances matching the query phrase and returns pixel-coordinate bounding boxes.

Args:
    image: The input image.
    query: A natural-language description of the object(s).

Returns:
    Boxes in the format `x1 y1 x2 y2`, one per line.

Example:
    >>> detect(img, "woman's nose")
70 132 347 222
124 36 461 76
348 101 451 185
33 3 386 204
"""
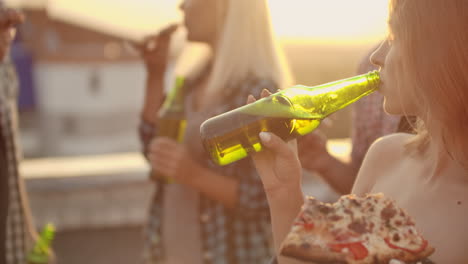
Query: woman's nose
370 40 389 68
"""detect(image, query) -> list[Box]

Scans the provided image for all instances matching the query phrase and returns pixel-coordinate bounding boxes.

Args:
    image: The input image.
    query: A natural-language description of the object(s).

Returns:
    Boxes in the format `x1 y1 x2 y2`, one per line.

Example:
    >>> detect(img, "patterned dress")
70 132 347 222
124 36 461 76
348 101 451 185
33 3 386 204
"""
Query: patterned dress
0 57 36 264
140 74 278 264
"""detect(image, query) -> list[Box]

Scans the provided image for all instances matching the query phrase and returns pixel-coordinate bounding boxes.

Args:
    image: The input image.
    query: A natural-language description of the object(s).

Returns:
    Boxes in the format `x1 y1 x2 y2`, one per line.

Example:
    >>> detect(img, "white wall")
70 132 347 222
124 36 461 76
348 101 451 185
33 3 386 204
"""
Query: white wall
34 61 147 156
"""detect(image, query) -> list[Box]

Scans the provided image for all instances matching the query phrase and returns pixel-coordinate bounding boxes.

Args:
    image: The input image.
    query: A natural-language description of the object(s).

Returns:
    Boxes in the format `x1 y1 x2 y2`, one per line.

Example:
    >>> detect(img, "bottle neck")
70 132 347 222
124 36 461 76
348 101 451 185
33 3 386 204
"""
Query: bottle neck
317 71 380 116
278 71 380 118
162 76 186 111
306 70 379 95
318 70 380 116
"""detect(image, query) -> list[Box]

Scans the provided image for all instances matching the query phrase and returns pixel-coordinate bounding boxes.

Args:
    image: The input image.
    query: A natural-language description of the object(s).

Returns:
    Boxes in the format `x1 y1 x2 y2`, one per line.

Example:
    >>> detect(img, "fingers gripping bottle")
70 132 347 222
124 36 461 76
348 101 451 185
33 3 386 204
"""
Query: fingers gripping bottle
152 76 187 183
200 71 380 166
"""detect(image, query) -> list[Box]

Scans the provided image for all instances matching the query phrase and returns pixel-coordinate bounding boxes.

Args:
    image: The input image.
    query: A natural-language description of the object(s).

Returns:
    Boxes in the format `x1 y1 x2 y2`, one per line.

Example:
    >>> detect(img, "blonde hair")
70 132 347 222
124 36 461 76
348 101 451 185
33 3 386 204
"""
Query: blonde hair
205 0 293 98
389 0 468 165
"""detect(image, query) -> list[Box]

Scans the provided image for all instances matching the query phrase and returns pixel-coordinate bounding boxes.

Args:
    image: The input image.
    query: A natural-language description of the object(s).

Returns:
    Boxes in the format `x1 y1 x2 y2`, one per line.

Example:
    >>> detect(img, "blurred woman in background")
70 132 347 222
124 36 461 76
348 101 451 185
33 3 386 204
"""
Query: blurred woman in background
137 0 292 263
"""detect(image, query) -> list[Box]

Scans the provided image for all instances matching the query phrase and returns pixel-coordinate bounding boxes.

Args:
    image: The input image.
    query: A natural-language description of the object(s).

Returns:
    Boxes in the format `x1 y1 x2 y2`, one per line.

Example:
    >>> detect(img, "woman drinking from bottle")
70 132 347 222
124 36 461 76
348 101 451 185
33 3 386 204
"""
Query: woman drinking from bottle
250 0 468 263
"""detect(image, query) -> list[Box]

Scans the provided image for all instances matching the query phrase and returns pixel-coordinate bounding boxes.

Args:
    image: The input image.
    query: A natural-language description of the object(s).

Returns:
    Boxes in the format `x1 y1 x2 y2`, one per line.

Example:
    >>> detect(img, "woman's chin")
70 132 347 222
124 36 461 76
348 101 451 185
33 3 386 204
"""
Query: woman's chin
383 102 403 116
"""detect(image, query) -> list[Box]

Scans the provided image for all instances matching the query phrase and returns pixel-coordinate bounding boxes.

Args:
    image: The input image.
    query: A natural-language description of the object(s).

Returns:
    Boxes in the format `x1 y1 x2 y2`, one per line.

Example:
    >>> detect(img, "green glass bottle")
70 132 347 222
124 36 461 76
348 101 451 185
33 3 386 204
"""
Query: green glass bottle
27 223 55 264
200 71 380 166
152 76 187 183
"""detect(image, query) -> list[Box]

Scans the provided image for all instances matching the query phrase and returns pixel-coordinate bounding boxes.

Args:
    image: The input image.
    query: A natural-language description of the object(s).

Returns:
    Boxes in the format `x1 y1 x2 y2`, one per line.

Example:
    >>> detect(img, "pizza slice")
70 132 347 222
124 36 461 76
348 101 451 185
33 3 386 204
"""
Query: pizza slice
280 193 434 264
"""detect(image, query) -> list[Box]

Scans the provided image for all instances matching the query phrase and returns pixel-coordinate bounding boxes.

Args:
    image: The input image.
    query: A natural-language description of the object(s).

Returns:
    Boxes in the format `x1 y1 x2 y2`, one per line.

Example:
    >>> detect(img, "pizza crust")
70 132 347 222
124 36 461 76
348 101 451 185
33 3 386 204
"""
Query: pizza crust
376 245 435 264
281 243 347 264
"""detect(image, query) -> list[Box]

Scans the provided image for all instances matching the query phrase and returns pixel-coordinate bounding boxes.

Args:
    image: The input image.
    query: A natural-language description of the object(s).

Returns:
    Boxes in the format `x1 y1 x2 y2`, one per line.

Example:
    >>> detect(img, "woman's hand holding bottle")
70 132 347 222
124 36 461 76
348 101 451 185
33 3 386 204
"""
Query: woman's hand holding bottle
248 89 302 196
148 137 202 185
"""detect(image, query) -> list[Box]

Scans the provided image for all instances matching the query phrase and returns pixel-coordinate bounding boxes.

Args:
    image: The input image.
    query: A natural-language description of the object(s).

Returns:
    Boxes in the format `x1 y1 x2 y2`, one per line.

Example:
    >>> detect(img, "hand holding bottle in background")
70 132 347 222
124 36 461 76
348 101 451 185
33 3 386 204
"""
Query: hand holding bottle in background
149 77 188 183
137 24 185 157
148 136 202 185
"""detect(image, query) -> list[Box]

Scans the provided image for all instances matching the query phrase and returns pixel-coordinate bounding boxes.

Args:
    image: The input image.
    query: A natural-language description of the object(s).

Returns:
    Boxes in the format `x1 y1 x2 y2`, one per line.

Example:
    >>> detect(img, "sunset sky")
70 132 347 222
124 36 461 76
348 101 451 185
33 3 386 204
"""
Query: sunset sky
6 0 389 43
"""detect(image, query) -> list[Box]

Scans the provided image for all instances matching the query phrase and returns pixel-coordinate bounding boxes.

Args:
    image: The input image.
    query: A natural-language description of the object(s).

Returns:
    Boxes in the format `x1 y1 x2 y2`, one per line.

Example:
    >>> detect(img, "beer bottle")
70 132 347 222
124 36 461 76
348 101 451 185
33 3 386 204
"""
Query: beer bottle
152 76 187 183
200 71 380 166
27 223 55 264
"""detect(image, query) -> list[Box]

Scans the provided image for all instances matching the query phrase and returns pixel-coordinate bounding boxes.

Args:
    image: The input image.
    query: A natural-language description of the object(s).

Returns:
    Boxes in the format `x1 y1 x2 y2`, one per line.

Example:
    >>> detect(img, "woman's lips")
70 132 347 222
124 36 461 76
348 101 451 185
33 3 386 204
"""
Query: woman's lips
378 75 384 90
377 79 385 93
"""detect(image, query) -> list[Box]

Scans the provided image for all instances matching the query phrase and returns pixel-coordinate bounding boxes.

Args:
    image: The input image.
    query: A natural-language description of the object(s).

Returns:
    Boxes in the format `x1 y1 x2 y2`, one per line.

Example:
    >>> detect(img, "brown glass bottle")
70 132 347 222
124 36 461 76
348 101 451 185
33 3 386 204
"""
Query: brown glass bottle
153 76 186 183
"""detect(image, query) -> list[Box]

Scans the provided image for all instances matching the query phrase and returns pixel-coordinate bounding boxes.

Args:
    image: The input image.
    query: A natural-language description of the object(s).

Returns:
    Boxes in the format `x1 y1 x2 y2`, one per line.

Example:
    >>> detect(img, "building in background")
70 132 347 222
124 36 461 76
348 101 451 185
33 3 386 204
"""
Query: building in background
5 0 188 157
11 4 149 157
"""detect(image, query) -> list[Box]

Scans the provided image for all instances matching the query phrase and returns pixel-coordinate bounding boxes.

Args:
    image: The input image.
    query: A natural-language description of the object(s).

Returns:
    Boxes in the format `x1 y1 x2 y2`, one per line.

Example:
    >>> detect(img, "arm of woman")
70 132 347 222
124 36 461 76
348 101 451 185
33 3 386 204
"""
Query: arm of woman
241 90 306 264
252 131 306 264
148 136 238 206
298 130 359 194
137 25 178 158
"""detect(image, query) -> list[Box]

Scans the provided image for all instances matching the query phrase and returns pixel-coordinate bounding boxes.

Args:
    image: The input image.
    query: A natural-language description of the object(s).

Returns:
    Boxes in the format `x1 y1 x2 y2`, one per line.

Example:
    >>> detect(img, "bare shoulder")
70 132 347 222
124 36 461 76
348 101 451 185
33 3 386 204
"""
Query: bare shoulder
352 133 413 195
368 133 413 160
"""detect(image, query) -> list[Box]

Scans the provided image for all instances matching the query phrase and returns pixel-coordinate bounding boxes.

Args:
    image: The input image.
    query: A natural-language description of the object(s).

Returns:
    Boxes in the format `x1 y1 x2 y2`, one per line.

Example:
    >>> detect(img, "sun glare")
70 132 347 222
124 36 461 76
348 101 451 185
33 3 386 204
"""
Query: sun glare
268 0 389 43
6 0 388 44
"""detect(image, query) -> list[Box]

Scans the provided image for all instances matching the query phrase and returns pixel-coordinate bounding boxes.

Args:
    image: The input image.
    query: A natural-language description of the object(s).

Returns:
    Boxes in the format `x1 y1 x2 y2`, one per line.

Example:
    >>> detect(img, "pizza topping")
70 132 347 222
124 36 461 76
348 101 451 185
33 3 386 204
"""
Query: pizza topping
350 198 362 207
384 226 429 254
329 215 343 221
303 222 315 231
318 204 332 214
300 242 311 249
381 204 397 220
384 237 428 254
348 220 368 234
332 230 361 243
293 212 315 231
329 241 369 260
